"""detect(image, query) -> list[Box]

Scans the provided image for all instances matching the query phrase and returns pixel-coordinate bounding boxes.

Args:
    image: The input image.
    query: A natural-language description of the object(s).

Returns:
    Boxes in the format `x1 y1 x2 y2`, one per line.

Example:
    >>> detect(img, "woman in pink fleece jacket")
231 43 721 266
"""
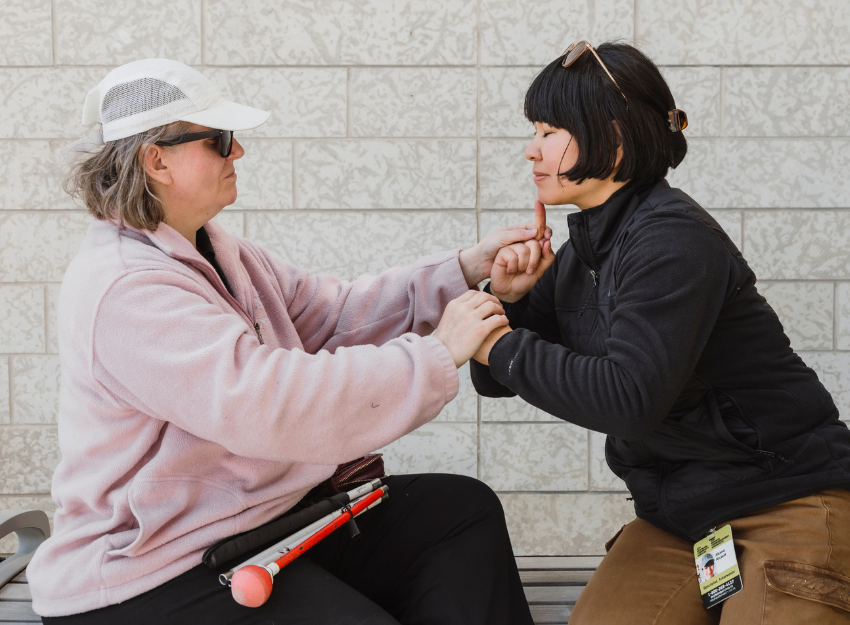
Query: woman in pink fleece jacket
29 60 546 624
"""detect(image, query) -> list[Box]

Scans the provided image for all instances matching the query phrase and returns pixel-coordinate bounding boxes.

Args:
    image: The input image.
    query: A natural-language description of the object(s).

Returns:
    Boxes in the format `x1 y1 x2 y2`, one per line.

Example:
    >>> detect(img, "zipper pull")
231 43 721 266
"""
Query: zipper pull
757 449 793 464
590 270 598 286
254 321 265 345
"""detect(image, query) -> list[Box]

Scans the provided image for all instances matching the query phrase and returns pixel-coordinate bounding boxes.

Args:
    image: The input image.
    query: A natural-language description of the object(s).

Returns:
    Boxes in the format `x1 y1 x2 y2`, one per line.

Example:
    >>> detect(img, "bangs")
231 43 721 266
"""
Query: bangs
523 59 582 133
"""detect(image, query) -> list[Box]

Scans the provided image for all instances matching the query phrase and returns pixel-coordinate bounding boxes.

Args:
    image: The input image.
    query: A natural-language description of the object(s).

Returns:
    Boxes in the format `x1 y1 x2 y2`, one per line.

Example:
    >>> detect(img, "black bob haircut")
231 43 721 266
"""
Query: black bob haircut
524 42 687 187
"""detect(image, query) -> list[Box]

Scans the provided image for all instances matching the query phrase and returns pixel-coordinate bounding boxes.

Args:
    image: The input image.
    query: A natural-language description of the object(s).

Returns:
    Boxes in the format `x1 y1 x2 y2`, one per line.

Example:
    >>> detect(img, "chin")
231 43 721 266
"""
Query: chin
537 180 579 206
538 191 571 206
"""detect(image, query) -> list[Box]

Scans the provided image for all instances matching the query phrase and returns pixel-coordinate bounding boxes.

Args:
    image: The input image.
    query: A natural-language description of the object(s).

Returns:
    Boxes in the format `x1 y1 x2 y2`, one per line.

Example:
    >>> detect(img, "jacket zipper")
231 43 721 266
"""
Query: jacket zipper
756 449 793 464
577 270 598 318
173 253 265 346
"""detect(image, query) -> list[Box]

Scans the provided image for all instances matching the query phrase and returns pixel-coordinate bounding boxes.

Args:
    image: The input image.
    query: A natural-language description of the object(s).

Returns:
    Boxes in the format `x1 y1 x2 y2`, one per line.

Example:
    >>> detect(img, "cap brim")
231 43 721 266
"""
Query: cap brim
178 99 270 131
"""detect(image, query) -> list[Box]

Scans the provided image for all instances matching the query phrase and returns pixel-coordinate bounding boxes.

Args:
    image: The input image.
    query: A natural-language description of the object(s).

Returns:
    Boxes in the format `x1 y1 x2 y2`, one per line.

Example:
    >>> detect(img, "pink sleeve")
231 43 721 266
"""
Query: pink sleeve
253 246 472 353
91 270 459 465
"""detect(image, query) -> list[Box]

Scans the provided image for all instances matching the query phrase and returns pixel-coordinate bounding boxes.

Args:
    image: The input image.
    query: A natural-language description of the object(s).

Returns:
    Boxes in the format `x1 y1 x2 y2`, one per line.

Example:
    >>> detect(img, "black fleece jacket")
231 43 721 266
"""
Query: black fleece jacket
471 180 850 540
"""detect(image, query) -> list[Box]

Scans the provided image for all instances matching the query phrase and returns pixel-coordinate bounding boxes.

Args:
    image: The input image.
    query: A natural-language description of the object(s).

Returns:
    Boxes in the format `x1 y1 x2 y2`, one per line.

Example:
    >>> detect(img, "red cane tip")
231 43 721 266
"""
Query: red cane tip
231 565 273 608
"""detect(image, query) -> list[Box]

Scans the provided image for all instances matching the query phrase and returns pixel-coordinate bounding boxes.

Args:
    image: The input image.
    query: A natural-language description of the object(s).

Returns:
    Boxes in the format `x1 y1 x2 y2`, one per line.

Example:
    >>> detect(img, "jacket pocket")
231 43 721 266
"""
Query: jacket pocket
657 392 768 507
764 560 850 613
106 476 244 558
645 391 763 465
556 306 600 337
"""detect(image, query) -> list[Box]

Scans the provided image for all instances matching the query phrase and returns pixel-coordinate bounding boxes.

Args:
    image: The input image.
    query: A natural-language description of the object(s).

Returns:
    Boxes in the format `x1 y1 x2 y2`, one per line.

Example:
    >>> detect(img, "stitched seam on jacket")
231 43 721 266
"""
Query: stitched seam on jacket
89 268 222 410
327 306 411 340
87 268 132 404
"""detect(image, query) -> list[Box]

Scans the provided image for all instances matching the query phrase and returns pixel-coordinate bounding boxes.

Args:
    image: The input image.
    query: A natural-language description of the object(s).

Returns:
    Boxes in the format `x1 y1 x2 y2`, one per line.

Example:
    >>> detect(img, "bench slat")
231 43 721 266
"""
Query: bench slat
529 604 572 624
8 575 25 585
516 556 603 570
0 586 31 602
0 600 40 622
519 569 594 584
524 586 584 604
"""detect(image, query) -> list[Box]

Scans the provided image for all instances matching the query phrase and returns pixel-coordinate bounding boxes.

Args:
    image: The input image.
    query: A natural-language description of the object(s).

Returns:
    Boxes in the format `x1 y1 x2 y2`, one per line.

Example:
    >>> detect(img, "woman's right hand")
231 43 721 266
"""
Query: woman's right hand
433 291 510 368
489 200 556 303
489 238 555 303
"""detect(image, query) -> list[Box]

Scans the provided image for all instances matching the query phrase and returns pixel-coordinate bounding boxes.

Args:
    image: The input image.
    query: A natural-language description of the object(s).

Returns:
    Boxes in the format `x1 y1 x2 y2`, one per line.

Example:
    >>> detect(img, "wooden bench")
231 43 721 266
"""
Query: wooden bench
0 569 37 624
518 556 601 623
0 557 601 623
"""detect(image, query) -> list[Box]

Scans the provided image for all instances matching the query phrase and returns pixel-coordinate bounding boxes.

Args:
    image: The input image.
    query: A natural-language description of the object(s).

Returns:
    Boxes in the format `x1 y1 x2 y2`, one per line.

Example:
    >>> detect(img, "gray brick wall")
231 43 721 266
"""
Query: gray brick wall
0 0 848 556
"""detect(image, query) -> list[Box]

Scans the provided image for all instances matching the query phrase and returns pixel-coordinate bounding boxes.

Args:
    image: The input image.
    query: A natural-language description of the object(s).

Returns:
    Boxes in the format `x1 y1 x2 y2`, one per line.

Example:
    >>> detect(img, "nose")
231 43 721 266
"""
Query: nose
525 135 541 161
227 137 245 161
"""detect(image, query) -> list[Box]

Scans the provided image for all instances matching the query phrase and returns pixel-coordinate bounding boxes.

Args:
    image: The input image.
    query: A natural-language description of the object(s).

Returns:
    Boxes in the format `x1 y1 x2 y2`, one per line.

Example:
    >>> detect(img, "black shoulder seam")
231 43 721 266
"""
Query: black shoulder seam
635 211 755 291
627 209 725 246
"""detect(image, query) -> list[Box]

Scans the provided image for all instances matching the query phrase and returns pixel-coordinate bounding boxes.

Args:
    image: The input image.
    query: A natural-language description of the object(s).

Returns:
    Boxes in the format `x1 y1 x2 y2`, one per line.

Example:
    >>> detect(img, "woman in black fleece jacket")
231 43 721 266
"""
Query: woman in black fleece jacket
471 42 850 624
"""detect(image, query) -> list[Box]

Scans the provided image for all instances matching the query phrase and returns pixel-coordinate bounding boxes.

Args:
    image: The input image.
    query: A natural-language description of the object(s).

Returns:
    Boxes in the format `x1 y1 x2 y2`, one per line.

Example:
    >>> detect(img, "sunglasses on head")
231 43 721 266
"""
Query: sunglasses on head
562 41 628 108
156 128 234 157
561 40 689 132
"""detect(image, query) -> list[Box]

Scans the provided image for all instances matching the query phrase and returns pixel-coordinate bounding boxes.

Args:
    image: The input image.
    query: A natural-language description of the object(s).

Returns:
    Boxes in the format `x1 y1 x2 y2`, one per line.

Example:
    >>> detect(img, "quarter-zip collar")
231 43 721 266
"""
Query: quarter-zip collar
120 220 263 342
567 180 670 272
567 181 643 272
122 220 240 295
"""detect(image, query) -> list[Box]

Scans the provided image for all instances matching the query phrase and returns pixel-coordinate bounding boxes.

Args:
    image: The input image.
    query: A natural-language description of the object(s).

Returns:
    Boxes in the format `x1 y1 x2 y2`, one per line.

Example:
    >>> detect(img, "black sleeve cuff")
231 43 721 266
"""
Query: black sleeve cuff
487 327 529 391
469 358 516 398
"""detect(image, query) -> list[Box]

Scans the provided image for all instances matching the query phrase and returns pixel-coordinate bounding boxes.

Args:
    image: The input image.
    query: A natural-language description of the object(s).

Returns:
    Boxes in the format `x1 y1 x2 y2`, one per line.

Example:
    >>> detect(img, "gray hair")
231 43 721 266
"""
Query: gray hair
63 121 192 231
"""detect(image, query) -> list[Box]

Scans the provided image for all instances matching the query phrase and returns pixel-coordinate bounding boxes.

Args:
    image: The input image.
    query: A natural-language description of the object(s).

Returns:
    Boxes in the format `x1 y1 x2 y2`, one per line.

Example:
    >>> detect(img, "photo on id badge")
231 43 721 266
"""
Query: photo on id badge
693 525 743 609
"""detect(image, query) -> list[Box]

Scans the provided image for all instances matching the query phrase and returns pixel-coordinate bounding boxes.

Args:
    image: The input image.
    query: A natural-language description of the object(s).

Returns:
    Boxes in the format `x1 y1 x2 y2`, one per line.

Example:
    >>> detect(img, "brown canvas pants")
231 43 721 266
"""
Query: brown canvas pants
570 489 850 624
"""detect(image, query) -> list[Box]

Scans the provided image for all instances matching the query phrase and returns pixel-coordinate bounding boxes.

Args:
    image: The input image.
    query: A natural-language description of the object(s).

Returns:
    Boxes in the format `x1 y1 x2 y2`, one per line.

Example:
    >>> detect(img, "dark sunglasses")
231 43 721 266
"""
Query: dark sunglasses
156 129 234 157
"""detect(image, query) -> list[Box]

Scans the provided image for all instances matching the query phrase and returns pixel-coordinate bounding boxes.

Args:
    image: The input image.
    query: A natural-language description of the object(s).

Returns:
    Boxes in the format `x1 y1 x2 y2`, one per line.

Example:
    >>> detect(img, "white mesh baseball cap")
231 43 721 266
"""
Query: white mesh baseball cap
59 58 269 159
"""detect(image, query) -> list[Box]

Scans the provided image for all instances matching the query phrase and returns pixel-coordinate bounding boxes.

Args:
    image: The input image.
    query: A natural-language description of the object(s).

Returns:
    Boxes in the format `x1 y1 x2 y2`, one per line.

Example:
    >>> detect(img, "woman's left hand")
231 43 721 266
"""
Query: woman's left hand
458 202 552 287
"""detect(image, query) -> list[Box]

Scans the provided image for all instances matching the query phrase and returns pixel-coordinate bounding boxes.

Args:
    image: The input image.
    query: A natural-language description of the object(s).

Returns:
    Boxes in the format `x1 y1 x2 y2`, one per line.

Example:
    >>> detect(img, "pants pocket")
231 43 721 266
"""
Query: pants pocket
764 560 850 613
605 525 626 552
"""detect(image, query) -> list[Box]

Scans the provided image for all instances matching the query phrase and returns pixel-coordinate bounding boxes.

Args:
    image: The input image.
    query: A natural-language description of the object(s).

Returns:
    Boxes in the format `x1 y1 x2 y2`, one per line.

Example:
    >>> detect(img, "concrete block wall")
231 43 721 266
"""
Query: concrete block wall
1 0 848 556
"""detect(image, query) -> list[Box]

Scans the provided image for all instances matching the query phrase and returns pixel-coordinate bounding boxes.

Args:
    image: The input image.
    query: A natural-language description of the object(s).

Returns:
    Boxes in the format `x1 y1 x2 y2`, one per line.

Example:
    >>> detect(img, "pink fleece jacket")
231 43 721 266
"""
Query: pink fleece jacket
27 218 468 616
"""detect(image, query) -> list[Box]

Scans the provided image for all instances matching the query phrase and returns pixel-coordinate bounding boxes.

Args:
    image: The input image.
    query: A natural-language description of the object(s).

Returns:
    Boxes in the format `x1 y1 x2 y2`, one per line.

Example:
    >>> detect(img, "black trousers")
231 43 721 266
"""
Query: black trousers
44 474 533 624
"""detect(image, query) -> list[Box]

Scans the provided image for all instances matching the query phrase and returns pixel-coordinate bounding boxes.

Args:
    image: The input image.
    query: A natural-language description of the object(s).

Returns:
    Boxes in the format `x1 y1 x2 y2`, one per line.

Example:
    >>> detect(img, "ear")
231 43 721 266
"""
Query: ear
142 144 172 186
611 120 624 146
611 120 624 168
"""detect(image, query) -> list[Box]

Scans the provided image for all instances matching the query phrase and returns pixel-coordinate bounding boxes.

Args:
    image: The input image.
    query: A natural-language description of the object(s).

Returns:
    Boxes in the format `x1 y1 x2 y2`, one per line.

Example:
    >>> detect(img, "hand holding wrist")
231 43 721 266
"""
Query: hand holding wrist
434 291 509 367
458 247 488 287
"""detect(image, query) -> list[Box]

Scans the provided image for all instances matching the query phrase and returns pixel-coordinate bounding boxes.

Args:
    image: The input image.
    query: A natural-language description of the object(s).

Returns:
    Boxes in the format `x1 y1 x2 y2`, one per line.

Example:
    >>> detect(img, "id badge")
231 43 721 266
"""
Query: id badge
693 525 743 609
